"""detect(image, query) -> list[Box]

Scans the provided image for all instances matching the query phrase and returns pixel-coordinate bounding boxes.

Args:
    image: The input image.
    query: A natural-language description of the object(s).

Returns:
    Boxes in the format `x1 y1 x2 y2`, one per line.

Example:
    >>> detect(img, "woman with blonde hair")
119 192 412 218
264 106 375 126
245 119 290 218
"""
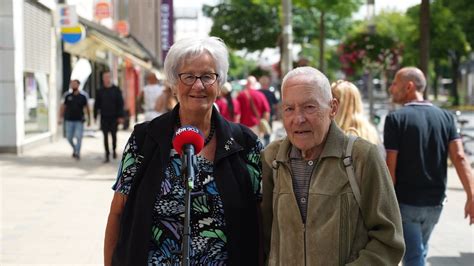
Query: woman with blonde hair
331 80 381 145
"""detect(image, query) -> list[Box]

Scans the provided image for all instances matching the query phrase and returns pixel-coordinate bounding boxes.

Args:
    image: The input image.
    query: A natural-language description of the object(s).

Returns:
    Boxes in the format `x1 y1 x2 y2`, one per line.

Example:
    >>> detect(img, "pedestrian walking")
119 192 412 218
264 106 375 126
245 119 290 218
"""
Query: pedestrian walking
59 79 91 160
138 72 164 121
384 66 474 266
215 82 241 122
237 75 270 138
94 70 125 163
259 75 279 146
261 67 404 265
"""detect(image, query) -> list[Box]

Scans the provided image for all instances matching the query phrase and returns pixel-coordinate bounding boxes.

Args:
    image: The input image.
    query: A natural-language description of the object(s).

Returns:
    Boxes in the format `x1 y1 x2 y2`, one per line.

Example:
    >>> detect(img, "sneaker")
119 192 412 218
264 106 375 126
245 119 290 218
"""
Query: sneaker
113 151 117 159
103 157 110 163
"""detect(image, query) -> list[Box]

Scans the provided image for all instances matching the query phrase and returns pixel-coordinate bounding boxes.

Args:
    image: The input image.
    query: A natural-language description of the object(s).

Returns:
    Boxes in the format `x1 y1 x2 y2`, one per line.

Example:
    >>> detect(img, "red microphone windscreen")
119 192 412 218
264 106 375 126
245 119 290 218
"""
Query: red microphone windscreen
172 126 205 155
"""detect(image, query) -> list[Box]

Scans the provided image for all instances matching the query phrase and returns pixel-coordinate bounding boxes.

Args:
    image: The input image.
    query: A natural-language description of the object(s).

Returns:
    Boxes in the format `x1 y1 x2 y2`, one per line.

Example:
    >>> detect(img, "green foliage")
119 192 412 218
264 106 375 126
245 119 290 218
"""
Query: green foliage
442 0 474 48
338 32 402 76
406 1 470 63
203 0 280 52
228 52 258 80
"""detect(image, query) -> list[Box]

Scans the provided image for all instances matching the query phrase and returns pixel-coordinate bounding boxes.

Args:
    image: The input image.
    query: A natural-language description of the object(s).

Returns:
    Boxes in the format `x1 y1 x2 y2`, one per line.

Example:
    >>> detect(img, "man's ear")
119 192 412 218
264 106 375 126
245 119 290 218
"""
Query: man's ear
330 98 338 118
406 81 416 93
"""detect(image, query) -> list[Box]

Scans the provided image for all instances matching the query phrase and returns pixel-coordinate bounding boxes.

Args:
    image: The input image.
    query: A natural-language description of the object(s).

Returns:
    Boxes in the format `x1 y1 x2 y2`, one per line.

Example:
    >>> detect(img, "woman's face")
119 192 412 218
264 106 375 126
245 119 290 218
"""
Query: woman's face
175 53 219 114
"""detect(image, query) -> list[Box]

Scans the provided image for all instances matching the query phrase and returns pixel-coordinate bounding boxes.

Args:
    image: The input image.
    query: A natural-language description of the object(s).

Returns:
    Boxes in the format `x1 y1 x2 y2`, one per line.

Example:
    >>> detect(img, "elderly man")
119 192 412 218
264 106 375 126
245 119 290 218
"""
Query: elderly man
261 67 405 265
385 67 474 266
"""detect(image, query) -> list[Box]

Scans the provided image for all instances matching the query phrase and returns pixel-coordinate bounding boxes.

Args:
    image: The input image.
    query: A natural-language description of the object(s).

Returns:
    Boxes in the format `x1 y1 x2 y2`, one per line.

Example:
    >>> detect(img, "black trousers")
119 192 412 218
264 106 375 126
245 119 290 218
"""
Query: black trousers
101 118 118 157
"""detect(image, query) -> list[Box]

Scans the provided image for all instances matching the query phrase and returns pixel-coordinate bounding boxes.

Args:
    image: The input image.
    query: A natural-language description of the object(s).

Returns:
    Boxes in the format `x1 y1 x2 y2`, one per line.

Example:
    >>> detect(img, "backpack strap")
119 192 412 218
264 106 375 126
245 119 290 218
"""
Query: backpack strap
343 135 361 208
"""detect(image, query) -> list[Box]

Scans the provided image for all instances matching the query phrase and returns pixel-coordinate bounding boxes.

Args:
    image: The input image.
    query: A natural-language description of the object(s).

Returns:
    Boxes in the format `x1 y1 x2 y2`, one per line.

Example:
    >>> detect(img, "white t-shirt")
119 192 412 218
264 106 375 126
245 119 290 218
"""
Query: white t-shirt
142 84 164 120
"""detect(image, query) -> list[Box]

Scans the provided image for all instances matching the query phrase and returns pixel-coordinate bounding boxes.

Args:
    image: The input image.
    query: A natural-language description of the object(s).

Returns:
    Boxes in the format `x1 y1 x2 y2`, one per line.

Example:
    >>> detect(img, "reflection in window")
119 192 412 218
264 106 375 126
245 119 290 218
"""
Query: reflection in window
24 73 49 135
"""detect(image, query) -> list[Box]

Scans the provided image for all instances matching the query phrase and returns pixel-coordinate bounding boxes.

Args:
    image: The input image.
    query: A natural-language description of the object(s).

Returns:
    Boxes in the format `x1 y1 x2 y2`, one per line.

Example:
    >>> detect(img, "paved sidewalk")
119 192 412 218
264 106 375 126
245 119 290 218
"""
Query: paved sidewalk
1 127 473 265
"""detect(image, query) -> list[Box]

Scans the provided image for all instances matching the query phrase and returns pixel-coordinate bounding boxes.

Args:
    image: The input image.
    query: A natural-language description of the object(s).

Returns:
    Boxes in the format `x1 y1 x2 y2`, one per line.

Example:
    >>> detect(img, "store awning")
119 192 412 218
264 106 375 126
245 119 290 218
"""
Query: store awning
64 17 160 71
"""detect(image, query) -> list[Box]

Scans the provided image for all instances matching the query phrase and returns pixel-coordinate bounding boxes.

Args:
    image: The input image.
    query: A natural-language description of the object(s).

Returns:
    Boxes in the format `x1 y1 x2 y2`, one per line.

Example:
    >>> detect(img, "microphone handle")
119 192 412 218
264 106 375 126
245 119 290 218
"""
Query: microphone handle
182 144 197 266
182 144 197 189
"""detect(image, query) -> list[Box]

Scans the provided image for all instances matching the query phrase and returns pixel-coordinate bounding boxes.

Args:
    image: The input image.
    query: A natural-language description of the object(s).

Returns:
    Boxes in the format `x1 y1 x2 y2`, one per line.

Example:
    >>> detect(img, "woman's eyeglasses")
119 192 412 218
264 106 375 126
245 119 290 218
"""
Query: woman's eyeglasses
178 73 219 86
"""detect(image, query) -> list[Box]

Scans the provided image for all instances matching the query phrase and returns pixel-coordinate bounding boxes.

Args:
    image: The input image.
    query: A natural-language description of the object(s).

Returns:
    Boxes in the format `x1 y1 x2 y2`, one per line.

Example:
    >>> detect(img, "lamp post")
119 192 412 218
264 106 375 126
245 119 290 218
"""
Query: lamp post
367 0 375 122
281 0 293 77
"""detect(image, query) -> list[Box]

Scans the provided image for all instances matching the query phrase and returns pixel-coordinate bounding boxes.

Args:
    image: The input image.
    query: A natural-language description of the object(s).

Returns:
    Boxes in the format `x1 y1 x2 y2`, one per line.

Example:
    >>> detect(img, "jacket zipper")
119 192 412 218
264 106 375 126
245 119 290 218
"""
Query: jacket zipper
304 223 307 266
304 158 320 266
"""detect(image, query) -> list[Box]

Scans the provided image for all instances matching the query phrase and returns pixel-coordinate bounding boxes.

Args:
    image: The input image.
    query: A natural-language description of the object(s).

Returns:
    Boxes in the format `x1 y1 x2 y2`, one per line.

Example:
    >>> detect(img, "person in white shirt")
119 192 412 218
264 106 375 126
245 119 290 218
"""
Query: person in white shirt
139 72 164 121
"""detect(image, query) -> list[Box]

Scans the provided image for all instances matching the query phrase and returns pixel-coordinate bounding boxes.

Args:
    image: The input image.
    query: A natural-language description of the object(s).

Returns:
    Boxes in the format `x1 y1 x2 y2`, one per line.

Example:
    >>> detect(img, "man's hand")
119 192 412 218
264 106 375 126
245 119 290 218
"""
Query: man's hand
117 117 125 124
465 197 474 225
58 119 63 125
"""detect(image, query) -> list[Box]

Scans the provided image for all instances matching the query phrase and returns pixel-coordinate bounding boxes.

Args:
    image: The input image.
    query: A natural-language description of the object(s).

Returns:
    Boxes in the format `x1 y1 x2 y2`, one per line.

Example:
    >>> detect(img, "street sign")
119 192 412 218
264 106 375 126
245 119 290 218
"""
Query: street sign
61 25 85 44
57 4 78 27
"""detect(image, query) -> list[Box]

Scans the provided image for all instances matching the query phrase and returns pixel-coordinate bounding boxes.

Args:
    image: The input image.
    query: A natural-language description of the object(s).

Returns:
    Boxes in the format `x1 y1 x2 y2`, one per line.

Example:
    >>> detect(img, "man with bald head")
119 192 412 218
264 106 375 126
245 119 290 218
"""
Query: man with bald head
262 67 404 265
384 67 474 266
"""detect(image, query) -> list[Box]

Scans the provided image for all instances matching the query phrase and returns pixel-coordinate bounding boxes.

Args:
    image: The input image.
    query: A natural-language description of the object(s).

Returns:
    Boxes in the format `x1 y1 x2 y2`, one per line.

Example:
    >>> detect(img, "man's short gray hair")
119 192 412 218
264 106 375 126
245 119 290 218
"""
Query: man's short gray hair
164 36 229 88
282 67 333 106
399 67 427 92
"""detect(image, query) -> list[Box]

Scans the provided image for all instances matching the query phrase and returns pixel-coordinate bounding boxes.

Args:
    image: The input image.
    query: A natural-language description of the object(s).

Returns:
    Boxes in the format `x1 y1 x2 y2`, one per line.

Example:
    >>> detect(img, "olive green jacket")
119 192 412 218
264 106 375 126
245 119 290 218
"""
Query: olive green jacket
261 122 404 266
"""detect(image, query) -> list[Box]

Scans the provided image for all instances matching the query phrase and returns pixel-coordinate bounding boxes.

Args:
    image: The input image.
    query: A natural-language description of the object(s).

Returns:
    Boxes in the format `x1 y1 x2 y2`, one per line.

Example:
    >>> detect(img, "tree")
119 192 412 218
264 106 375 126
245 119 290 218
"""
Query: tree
294 0 362 72
253 0 362 72
443 0 474 49
419 0 430 98
407 1 470 105
202 0 280 52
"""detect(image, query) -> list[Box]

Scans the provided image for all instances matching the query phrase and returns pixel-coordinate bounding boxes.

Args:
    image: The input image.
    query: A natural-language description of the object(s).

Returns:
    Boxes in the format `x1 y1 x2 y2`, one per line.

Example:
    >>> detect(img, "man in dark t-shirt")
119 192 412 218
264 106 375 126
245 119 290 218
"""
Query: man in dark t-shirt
94 70 125 163
59 79 91 159
384 67 474 266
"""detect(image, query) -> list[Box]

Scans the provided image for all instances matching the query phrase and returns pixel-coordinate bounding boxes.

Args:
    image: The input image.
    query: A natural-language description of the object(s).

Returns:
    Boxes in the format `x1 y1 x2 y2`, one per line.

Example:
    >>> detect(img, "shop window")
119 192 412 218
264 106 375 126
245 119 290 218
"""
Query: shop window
24 73 49 135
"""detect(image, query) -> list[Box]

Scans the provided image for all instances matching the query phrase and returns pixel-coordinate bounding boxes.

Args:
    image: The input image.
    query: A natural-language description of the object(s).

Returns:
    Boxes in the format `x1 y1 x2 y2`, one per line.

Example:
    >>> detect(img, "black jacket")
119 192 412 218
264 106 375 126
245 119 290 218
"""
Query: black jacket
93 85 124 119
112 105 262 265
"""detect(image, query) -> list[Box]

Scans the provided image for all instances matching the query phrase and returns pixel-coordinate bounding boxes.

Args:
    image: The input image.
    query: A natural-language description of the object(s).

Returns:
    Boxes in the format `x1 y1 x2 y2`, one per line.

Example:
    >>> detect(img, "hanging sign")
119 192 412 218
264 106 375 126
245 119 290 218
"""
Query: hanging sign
61 25 85 44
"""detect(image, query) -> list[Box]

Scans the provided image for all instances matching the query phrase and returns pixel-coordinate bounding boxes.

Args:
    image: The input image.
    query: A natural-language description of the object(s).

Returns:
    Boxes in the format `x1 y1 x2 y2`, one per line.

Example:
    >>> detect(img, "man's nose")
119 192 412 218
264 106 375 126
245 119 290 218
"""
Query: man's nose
294 111 306 123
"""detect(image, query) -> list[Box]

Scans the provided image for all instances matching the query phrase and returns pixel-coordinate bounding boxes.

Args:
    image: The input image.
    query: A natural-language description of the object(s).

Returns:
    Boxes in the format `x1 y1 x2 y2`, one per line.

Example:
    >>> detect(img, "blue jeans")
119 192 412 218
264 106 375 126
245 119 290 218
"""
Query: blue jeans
399 203 443 266
65 120 84 156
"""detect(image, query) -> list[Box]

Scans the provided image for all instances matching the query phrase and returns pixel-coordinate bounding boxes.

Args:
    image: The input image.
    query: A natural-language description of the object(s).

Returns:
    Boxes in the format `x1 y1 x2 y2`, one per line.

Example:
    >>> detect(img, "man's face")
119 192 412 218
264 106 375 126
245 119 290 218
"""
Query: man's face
389 72 408 104
70 80 79 91
103 72 112 88
281 75 337 158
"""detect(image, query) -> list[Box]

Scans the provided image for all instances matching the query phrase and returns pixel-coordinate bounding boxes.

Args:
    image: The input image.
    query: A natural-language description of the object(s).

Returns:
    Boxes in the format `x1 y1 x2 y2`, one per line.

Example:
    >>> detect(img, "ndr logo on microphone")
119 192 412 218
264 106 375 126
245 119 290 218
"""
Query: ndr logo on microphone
175 126 202 136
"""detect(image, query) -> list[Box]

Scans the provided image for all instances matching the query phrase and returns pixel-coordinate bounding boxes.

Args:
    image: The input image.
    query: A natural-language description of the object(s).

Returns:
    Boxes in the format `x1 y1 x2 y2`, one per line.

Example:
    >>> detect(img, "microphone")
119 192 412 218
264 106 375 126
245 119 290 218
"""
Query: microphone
172 126 205 155
172 126 204 265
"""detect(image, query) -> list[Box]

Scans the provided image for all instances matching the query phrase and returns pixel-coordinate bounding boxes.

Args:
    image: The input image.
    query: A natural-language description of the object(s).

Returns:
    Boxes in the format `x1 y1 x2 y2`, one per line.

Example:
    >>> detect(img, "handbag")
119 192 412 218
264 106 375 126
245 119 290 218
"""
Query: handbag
246 90 272 135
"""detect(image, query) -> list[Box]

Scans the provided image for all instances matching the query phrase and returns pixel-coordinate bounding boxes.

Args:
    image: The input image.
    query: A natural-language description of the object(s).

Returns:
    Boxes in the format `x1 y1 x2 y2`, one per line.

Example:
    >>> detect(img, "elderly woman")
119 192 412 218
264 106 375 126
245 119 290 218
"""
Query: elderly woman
104 37 263 265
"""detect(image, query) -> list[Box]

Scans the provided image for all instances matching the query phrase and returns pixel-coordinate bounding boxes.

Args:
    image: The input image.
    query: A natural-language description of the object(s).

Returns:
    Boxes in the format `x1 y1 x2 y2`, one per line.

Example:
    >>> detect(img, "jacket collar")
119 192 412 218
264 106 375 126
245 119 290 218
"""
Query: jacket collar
275 120 346 162
146 104 243 163
213 106 244 162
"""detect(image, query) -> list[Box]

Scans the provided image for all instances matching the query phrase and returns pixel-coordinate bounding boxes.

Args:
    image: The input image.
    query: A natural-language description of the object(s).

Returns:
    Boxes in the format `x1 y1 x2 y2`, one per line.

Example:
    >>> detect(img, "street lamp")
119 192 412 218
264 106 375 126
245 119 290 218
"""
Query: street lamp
367 0 375 122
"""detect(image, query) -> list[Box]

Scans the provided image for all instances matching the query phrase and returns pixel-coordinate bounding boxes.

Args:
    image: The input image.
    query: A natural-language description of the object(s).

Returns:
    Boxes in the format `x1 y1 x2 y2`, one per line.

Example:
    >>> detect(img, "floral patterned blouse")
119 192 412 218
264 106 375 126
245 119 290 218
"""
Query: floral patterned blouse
113 133 263 265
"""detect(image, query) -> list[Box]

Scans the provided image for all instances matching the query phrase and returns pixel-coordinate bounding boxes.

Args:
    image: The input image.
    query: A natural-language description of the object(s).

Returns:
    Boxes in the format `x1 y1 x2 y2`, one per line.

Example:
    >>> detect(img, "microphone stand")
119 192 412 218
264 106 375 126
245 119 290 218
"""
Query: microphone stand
181 144 197 266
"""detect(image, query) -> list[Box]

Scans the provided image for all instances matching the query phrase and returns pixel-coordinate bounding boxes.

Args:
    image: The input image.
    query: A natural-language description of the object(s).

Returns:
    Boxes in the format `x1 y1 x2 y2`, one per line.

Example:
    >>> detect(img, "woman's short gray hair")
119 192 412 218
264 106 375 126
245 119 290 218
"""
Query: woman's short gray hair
164 36 229 88
282 67 333 107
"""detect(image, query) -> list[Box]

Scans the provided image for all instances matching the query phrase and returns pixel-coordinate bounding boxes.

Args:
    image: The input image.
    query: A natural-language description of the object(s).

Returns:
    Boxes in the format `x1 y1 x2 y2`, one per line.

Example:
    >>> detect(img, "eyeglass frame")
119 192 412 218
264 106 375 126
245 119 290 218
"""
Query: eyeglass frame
178 73 219 86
